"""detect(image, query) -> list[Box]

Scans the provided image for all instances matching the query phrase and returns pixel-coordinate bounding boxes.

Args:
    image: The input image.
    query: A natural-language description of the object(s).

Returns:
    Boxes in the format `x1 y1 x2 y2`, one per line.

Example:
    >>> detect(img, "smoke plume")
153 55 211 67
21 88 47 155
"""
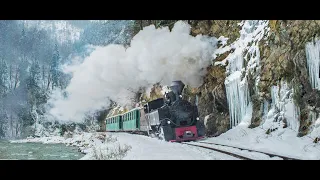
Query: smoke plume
48 21 217 122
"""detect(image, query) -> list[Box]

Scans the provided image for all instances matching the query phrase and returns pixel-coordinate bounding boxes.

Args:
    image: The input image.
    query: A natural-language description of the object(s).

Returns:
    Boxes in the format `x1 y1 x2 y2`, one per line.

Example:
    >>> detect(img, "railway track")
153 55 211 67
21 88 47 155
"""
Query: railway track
181 142 253 160
196 141 302 160
181 141 303 160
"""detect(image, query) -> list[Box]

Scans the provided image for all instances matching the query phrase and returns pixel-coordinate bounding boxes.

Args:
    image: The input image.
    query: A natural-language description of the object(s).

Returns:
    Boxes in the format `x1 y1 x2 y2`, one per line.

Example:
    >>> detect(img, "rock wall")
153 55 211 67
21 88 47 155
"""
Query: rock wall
257 20 320 136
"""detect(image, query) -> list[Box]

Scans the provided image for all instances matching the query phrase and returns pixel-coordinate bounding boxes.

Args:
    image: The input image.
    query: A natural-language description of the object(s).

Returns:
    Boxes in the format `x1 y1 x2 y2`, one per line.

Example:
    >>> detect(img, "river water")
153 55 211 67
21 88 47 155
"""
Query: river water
0 140 84 160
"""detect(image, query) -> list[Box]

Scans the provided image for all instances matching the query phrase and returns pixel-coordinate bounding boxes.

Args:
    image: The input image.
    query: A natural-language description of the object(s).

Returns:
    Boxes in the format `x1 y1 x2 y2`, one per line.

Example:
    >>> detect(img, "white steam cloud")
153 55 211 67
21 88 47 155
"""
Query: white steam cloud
48 21 217 122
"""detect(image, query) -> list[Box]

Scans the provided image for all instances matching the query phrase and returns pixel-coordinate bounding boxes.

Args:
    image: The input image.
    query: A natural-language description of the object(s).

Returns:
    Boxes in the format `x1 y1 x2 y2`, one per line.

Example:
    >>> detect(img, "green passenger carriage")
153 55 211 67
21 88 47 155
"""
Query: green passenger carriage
105 115 122 131
105 108 141 132
122 108 140 131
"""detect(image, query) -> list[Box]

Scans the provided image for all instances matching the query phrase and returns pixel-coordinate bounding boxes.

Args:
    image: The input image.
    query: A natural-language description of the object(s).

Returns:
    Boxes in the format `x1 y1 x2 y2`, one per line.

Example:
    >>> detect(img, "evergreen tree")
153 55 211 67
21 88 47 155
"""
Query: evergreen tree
0 59 9 98
50 44 61 89
18 27 30 87
27 60 41 97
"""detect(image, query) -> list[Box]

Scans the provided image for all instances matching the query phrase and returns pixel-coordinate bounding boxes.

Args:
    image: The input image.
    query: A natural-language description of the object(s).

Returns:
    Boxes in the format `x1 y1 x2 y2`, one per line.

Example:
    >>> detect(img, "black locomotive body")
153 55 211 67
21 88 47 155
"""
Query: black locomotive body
143 81 205 142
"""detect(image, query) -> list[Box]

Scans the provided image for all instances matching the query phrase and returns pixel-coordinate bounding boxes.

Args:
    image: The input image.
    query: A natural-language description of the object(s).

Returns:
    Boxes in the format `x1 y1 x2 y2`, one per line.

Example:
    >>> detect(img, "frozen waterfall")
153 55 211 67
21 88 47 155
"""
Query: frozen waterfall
225 53 252 128
306 40 320 90
270 82 300 131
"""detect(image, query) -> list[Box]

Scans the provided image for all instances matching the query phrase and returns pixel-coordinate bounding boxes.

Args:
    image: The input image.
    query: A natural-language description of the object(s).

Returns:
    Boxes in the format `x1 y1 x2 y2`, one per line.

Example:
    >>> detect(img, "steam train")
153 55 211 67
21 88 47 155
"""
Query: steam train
105 81 205 142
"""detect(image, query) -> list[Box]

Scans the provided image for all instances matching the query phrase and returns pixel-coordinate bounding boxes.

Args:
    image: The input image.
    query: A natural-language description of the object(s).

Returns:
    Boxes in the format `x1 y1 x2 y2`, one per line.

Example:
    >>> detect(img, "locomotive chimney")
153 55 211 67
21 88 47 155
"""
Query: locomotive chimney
170 80 185 99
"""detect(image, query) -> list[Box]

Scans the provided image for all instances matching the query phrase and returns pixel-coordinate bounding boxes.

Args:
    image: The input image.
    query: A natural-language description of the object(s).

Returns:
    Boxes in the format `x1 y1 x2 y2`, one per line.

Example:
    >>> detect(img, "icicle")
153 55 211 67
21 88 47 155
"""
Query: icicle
306 40 320 90
225 70 252 128
224 21 269 128
270 81 300 131
262 100 269 120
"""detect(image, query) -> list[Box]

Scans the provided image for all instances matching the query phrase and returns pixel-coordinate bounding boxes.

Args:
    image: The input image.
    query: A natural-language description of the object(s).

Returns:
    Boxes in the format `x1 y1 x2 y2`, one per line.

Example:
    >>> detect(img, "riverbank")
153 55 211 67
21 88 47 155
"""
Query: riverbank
10 132 132 160
0 140 83 160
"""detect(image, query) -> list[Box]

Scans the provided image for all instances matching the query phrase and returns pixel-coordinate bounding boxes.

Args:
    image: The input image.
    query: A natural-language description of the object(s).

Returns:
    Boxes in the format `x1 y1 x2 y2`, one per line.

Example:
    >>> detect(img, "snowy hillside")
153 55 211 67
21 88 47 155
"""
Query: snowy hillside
21 20 82 44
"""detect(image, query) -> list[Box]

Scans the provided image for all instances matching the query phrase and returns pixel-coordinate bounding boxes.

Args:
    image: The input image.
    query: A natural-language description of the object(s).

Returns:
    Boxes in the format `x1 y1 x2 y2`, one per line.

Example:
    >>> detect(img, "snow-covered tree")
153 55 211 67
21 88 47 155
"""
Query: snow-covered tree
50 44 61 90
0 59 9 97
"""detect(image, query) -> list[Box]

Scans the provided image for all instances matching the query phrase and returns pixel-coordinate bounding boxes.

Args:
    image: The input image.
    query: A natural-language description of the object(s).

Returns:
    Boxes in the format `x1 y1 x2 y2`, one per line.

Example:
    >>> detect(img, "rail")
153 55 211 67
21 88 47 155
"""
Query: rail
196 141 303 160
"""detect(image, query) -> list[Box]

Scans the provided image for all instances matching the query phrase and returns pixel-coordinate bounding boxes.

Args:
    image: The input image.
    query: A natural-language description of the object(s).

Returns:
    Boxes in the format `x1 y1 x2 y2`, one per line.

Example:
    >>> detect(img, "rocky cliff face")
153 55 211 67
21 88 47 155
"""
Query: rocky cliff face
189 20 320 138
257 20 320 136
130 20 320 139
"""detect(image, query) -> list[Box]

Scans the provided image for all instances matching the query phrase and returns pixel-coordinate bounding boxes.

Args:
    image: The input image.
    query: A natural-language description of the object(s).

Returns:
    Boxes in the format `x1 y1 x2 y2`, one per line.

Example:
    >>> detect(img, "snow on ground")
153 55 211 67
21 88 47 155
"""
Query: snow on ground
109 133 238 160
10 132 240 160
203 123 320 160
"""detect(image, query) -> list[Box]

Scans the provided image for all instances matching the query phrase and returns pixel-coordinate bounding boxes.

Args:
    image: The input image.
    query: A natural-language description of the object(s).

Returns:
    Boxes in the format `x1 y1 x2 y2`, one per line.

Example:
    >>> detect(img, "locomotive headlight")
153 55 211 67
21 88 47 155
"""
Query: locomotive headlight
167 121 171 124
196 117 199 121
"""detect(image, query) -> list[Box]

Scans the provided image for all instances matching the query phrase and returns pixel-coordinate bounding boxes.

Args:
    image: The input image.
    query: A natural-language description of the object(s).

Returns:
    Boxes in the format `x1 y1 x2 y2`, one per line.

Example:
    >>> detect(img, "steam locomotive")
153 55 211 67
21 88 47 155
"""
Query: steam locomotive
105 80 205 142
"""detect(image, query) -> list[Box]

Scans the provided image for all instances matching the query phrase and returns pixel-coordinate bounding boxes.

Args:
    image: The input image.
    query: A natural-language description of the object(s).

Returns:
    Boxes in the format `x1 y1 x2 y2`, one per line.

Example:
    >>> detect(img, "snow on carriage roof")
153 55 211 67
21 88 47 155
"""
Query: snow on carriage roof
106 107 143 119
